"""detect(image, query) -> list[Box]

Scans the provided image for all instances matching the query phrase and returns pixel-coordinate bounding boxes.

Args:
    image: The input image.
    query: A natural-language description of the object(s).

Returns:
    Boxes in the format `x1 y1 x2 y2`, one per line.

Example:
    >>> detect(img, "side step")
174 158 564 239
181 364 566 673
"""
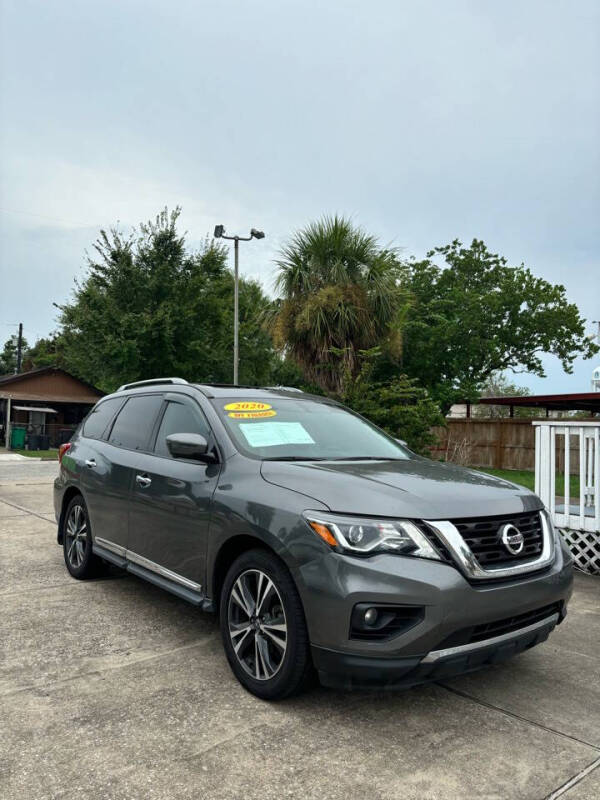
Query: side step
93 542 128 569
93 543 214 611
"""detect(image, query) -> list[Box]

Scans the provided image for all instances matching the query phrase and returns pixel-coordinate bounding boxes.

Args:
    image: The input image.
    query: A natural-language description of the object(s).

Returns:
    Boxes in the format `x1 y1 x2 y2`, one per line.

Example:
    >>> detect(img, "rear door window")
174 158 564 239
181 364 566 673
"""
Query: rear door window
83 398 124 440
108 395 164 451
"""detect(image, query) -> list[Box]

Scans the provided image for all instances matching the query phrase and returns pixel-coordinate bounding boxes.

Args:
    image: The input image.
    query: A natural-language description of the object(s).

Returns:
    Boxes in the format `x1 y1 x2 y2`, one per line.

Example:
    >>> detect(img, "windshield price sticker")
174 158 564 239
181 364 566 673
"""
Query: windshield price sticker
239 422 315 448
228 410 277 419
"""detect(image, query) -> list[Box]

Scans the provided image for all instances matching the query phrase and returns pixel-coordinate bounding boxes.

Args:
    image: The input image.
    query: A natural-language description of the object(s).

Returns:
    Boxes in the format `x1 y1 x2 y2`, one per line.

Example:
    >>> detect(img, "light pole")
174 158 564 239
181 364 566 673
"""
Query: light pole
214 225 265 385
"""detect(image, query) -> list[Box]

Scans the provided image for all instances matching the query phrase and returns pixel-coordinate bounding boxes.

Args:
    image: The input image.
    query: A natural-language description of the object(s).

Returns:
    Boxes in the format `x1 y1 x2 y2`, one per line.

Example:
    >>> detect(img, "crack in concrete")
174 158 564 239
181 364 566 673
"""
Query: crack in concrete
0 636 219 698
0 572 129 598
438 682 600 752
551 646 598 662
171 691 380 766
439 682 600 798
11 481 55 486
0 582 81 597
176 722 278 763
545 754 600 799
0 497 55 523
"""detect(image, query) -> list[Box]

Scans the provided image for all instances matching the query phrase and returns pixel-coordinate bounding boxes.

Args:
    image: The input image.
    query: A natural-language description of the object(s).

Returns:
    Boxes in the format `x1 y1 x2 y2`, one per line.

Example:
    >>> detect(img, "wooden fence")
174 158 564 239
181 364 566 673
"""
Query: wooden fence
430 418 593 474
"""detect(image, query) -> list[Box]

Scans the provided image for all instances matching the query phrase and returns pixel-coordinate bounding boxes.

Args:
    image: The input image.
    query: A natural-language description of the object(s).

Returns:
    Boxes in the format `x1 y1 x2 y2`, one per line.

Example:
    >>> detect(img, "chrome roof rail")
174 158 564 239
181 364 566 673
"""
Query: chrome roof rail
117 377 189 392
264 386 304 393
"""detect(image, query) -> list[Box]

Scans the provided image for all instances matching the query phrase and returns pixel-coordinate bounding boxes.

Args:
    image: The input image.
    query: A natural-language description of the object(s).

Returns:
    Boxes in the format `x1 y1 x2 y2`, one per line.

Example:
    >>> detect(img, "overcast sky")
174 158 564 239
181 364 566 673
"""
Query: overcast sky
1 0 598 392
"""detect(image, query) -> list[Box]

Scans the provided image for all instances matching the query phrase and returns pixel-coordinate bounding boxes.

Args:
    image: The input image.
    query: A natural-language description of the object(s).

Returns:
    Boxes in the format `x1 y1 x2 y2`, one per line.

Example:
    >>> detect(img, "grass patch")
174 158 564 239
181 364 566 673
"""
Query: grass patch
475 467 580 497
15 449 58 460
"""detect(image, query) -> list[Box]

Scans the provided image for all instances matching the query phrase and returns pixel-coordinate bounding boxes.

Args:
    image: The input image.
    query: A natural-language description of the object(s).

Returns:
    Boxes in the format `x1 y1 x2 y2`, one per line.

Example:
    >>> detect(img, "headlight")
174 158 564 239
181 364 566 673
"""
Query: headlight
303 511 442 560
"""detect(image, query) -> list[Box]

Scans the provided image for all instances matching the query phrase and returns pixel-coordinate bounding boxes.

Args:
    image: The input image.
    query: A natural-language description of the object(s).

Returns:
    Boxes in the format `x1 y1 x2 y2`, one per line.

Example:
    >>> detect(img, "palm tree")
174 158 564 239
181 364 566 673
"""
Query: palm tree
269 216 408 394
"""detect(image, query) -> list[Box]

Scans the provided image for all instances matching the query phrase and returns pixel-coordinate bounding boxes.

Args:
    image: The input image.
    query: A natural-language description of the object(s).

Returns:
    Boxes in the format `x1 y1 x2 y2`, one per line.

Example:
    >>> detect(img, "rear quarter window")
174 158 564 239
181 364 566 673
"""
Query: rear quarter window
83 397 124 440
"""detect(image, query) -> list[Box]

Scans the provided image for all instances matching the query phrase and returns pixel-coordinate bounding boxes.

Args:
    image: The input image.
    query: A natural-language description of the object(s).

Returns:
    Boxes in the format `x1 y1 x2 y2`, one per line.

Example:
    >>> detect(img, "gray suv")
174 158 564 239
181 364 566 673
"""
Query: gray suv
54 378 573 700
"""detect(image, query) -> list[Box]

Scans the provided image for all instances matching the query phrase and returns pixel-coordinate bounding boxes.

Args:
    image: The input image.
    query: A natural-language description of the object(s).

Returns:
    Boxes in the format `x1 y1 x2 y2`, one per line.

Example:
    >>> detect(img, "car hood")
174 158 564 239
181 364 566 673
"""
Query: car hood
260 457 542 519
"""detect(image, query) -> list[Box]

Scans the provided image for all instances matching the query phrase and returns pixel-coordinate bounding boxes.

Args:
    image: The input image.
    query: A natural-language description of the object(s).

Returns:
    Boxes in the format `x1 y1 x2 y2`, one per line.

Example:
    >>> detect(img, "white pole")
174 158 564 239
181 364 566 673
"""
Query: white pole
534 425 540 496
5 396 11 448
587 434 593 506
564 428 570 529
539 424 551 509
579 427 585 529
593 428 600 531
550 426 556 518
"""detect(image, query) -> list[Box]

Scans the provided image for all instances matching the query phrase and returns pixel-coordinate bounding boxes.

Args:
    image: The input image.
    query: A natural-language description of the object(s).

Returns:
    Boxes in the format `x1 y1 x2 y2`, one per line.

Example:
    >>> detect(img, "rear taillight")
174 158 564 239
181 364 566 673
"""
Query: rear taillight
58 443 71 464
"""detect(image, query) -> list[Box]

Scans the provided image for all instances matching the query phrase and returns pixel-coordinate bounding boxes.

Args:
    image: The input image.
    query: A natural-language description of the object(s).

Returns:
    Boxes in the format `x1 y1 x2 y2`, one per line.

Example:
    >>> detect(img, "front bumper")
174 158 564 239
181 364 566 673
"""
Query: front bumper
312 607 563 690
296 534 574 689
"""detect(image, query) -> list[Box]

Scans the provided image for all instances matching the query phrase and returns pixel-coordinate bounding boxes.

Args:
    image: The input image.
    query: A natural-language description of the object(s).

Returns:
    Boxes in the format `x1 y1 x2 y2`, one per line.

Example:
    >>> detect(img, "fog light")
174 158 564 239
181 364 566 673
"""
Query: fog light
350 603 425 641
364 608 378 626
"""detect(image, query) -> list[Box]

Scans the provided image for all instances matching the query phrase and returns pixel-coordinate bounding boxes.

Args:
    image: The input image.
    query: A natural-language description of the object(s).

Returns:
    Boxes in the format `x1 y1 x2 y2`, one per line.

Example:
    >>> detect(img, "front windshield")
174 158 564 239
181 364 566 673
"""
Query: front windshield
212 397 411 461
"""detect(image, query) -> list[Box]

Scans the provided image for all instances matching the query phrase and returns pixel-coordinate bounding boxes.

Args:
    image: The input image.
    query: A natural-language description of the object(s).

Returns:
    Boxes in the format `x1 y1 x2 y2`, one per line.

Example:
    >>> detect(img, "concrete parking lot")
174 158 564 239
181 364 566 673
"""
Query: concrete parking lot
1 461 599 800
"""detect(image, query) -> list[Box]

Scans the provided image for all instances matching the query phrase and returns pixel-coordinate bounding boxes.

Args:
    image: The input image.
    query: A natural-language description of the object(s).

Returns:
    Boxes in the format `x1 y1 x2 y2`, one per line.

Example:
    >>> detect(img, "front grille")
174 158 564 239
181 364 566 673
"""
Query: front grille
451 511 544 567
435 602 563 650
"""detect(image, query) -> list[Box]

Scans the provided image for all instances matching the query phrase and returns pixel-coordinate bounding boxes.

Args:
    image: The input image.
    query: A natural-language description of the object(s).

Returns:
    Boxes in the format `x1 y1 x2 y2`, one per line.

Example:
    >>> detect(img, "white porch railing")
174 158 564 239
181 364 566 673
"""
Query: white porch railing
534 420 600 574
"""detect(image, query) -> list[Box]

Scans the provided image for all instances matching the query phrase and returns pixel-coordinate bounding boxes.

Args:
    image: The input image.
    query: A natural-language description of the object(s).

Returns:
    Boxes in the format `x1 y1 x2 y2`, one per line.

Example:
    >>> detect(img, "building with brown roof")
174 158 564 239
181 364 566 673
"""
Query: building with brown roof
0 367 104 449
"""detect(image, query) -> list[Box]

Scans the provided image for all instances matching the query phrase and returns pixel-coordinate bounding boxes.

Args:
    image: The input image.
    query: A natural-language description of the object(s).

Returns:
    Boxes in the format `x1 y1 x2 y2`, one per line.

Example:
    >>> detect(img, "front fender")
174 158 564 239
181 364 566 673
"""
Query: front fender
206 467 330 605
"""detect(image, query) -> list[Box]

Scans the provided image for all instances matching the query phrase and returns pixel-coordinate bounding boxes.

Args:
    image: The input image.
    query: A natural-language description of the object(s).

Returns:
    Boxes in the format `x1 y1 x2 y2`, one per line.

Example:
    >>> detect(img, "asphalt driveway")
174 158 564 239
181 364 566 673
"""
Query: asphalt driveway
1 461 599 800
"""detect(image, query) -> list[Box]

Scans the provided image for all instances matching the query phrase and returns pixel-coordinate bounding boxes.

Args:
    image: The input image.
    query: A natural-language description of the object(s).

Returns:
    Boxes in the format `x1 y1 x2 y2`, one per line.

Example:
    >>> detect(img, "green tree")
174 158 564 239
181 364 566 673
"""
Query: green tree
56 208 276 392
398 239 598 412
269 216 409 394
0 334 29 374
22 334 67 371
341 351 444 453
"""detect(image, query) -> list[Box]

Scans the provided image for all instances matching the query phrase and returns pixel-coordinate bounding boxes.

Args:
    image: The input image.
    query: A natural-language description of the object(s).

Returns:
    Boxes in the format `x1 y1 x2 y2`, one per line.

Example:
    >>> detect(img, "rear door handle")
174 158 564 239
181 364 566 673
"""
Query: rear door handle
136 474 152 488
85 459 96 468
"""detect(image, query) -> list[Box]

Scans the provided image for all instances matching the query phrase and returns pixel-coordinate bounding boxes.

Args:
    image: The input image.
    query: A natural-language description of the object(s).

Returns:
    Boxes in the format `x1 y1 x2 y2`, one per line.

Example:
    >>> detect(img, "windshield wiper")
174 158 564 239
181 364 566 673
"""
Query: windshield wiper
262 456 328 461
262 455 405 462
324 456 406 461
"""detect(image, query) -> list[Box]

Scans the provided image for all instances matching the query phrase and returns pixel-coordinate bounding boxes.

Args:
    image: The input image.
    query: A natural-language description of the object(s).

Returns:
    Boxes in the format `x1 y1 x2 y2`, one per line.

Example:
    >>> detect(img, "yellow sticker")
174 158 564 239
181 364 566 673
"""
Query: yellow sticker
228 409 277 419
224 401 272 412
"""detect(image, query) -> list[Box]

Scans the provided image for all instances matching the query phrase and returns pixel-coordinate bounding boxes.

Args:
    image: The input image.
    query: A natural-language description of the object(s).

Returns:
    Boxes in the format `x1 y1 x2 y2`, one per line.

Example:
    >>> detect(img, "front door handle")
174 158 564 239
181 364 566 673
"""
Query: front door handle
136 474 152 488
85 459 96 468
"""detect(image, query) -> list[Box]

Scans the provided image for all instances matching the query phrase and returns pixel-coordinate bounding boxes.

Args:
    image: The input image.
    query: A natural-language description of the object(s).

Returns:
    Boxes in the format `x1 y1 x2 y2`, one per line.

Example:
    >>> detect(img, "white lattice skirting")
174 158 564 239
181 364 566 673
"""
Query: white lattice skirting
559 528 600 575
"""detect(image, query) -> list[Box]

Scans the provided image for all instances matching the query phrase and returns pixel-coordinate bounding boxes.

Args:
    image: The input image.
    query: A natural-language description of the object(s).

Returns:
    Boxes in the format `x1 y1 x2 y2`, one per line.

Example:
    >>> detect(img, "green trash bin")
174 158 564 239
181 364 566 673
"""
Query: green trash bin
10 427 26 450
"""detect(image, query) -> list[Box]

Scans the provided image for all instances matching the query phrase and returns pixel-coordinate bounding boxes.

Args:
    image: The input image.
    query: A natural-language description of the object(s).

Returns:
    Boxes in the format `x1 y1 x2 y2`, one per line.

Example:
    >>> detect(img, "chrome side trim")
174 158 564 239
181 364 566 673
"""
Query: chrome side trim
93 537 202 593
421 613 559 664
424 510 556 581
126 550 202 593
95 536 126 558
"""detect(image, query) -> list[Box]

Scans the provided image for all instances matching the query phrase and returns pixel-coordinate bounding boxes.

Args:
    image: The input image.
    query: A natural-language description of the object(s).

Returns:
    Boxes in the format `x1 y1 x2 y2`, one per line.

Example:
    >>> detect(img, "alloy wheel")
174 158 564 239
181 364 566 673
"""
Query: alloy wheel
227 569 288 681
65 504 88 568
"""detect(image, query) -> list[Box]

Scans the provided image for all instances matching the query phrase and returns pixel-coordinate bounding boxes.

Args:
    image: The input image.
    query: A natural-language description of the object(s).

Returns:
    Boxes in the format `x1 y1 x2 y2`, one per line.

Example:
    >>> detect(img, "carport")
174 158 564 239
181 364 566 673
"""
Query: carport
468 392 600 418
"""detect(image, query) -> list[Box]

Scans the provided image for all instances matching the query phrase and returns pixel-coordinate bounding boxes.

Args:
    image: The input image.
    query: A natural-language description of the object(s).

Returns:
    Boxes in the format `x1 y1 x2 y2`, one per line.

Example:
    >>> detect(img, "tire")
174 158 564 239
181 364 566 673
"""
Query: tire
219 548 313 700
62 494 101 579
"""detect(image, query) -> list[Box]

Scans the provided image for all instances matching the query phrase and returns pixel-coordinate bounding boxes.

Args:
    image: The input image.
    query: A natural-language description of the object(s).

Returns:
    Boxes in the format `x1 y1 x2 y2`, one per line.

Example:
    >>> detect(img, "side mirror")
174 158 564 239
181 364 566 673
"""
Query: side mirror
166 432 215 462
